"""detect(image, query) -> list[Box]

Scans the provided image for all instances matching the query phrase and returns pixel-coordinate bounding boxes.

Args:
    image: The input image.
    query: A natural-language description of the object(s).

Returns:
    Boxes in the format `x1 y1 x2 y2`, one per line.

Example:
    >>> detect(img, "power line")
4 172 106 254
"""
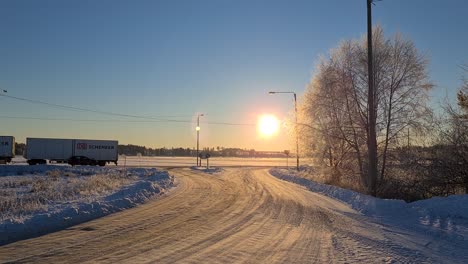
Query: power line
0 94 192 120
203 121 255 126
0 94 256 126
0 116 184 123
0 115 256 126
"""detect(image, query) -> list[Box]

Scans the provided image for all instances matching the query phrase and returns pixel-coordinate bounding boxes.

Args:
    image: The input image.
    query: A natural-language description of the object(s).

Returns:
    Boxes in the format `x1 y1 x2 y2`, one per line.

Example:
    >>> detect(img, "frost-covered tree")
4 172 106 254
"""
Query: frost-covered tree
457 65 468 113
299 26 432 193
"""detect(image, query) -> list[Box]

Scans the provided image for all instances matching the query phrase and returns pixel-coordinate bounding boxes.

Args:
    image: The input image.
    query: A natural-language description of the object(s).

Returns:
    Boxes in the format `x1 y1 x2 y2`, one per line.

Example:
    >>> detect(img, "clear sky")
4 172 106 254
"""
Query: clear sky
0 0 467 151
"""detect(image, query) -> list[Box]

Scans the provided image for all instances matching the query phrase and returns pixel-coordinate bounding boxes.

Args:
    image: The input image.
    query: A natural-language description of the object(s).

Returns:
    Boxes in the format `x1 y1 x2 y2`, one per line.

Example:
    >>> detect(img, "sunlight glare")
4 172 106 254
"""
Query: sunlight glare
258 115 279 137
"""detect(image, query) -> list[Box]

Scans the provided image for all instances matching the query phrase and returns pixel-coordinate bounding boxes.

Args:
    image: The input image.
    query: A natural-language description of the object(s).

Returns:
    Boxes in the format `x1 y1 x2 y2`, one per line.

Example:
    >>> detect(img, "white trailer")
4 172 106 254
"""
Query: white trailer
25 138 72 164
0 136 15 164
73 139 118 165
25 138 118 166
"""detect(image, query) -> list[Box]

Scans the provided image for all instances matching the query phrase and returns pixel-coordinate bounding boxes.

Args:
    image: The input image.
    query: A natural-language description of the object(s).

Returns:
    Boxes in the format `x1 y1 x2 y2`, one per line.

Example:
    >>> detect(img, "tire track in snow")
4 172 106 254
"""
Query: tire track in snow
0 168 439 263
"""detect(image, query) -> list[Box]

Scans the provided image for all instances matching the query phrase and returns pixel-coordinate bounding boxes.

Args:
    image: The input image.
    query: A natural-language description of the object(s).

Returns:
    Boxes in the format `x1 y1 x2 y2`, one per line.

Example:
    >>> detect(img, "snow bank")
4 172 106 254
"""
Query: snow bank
0 166 174 245
270 168 409 216
411 195 468 220
191 166 224 174
270 168 468 238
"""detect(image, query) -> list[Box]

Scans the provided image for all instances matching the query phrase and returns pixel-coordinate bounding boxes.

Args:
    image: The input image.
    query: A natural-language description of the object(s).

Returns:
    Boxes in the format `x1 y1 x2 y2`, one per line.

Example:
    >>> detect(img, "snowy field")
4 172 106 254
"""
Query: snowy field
0 165 174 245
270 168 468 260
11 155 309 167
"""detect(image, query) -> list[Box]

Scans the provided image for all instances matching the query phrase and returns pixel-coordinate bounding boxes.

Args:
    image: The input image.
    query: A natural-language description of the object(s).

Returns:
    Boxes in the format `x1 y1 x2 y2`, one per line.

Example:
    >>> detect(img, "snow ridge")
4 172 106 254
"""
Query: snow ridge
0 166 174 245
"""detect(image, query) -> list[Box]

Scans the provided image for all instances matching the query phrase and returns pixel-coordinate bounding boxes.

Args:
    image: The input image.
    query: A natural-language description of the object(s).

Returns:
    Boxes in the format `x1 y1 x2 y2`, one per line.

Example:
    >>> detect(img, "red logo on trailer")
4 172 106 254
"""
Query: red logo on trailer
76 143 88 150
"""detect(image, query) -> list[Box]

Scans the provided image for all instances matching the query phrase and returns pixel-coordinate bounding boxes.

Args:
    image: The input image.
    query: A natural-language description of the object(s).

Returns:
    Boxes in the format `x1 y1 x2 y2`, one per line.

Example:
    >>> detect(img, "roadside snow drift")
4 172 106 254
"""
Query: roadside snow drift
0 165 174 245
270 168 468 241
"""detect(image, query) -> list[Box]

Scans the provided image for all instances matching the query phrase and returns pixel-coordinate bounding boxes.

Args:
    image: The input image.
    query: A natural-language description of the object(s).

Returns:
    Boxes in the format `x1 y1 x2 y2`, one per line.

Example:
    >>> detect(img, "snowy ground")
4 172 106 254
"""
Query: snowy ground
0 165 174 245
190 166 224 174
1 168 467 263
270 168 468 261
2 167 465 263
11 155 309 167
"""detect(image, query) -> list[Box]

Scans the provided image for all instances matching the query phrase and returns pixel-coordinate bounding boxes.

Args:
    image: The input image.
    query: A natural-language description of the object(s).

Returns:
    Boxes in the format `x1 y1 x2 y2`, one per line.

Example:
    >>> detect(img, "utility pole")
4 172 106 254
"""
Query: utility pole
367 0 378 196
293 93 299 171
196 114 204 167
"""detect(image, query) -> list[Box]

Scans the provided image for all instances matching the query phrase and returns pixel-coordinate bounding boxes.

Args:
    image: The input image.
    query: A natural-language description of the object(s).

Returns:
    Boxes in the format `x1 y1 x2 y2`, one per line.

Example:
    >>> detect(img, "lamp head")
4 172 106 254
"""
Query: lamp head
196 126 200 131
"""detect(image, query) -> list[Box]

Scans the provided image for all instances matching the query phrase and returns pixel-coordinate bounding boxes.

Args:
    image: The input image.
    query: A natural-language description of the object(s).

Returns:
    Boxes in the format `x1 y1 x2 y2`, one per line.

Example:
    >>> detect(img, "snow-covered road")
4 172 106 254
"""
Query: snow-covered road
11 155 309 167
0 168 459 263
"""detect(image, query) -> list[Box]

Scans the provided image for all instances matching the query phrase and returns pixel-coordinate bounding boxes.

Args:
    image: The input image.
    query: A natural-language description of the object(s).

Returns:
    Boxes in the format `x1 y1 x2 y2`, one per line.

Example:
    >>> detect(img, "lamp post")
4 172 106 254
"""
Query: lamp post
196 113 204 167
269 91 299 171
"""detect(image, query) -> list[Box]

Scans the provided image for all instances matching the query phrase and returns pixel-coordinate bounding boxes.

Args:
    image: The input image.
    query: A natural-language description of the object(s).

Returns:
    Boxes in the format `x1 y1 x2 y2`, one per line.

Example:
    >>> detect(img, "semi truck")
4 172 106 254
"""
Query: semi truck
25 138 118 166
0 136 15 164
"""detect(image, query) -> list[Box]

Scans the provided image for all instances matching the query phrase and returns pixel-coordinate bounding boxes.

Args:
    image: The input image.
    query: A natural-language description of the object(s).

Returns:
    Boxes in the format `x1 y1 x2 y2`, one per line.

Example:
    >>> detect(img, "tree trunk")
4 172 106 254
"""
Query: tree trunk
380 93 394 183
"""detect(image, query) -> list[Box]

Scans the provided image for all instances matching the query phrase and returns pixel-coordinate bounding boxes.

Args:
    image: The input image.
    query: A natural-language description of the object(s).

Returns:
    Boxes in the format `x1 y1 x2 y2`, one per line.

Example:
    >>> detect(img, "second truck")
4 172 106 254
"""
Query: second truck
25 138 118 166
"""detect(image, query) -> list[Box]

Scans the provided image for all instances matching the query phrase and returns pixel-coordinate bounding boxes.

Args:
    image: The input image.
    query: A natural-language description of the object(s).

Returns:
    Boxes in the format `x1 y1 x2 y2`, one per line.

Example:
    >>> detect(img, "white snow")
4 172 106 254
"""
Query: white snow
190 166 224 174
270 168 468 256
11 155 308 167
0 165 175 245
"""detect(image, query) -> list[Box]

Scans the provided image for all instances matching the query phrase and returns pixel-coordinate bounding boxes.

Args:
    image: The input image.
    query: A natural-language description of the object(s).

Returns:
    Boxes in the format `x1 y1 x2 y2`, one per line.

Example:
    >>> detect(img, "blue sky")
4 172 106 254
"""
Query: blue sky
0 0 467 150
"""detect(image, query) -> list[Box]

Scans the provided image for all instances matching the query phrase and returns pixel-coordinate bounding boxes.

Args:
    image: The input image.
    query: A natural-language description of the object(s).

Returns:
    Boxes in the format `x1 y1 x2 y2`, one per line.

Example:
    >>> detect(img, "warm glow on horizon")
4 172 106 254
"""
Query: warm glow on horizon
258 115 279 137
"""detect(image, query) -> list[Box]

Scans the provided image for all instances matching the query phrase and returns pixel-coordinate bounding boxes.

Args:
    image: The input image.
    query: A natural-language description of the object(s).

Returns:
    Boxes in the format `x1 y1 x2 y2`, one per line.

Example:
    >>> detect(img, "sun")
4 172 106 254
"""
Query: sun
258 115 279 137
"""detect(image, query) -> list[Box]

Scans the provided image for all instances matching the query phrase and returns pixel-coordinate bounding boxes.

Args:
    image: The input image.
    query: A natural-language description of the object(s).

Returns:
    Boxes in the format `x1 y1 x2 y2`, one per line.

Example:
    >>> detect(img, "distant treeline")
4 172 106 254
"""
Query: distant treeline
117 144 288 158
14 143 287 158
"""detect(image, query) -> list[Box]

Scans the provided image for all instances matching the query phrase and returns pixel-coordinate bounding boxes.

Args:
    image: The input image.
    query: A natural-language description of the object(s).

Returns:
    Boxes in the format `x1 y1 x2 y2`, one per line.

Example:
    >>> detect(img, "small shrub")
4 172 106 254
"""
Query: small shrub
46 170 61 180
30 178 51 193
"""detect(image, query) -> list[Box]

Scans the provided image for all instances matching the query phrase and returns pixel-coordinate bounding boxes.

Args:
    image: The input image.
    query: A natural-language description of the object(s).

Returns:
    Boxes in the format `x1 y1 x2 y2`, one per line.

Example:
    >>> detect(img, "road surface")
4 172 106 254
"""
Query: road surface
0 168 439 263
11 156 311 167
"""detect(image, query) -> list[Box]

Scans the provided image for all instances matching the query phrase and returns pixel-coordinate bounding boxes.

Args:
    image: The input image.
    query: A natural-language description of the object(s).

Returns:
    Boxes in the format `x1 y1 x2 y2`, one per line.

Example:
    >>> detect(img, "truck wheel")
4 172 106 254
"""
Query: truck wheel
98 161 106 167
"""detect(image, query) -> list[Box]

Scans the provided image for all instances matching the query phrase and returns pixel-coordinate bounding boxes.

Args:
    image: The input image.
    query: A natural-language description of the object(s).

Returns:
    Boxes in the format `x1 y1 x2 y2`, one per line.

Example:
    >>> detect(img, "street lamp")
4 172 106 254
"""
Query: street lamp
196 113 204 167
269 91 299 171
